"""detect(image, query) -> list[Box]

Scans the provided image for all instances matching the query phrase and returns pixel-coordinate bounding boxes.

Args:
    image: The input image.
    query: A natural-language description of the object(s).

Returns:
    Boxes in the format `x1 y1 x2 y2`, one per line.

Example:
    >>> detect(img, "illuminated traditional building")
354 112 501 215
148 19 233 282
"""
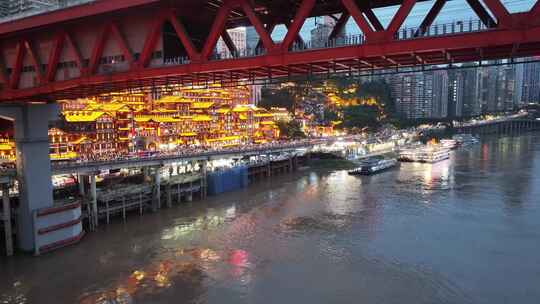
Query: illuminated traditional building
48 127 78 160
0 138 15 162
62 111 118 154
0 84 284 161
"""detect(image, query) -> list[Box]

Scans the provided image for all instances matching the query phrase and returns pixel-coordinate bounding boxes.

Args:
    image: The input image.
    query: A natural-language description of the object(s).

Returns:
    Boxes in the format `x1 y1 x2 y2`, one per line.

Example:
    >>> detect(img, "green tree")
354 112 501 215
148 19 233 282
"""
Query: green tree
323 108 339 123
276 120 306 139
260 88 295 111
342 105 382 130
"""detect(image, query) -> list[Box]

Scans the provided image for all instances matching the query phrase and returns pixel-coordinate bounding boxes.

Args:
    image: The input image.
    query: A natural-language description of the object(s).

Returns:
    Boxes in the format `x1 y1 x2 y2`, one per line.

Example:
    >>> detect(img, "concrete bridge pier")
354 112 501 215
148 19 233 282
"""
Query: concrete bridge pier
152 167 161 212
0 103 58 251
200 159 208 199
89 174 98 230
2 182 13 256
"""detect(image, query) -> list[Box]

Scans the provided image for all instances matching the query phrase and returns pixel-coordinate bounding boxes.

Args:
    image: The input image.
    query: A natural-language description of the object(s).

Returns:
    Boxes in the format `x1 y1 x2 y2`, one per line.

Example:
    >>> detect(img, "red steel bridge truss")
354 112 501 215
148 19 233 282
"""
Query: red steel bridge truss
0 0 539 102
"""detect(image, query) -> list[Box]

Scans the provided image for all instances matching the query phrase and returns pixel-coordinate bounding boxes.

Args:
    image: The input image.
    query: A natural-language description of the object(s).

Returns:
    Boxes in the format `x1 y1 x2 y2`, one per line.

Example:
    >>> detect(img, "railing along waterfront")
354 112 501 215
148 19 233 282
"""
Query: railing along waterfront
48 140 324 173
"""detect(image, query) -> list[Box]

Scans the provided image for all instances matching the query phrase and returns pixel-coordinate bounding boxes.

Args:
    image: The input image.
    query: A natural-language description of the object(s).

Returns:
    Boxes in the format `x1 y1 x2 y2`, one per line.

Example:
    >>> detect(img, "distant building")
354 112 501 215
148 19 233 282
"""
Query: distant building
216 27 247 58
432 70 449 118
310 15 346 48
391 72 433 120
521 59 540 104
461 67 481 117
0 2 10 17
0 0 90 20
246 27 259 51
514 61 524 107
3 0 59 17
310 24 333 48
250 85 262 105
500 64 517 111
448 70 464 118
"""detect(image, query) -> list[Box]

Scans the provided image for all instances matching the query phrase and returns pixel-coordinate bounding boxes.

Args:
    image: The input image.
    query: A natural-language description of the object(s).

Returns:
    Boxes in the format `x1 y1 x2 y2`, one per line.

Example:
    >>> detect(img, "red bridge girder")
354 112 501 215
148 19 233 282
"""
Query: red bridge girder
0 0 539 102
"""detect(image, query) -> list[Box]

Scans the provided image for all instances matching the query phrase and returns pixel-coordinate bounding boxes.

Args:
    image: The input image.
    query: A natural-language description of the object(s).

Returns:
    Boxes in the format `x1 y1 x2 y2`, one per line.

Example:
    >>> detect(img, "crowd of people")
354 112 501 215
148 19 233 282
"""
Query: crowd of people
50 139 325 169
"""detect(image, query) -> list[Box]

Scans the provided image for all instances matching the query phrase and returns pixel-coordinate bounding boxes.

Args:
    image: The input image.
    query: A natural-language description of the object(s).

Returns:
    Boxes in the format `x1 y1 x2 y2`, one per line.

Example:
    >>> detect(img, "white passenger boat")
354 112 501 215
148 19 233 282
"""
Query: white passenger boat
348 157 398 175
440 139 458 150
399 146 450 163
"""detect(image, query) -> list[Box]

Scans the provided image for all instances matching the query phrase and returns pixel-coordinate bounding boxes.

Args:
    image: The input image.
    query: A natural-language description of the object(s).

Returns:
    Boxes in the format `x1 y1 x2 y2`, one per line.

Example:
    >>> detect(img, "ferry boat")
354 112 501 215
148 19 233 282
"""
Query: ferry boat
417 147 450 163
348 157 398 175
440 139 458 150
398 148 419 162
399 146 450 163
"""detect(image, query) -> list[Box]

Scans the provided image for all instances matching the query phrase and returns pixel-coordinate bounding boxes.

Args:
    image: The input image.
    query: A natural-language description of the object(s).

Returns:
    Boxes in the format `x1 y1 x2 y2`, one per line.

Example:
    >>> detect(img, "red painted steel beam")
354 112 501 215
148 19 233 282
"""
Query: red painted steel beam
281 0 316 50
0 0 161 36
415 0 447 37
341 0 375 39
466 0 497 28
45 31 65 82
531 1 540 19
24 39 43 84
284 20 306 47
167 13 200 61
329 13 350 40
221 30 238 55
386 0 417 38
240 1 275 51
139 14 167 68
88 24 109 75
3 25 540 102
255 22 276 51
201 3 231 59
482 0 511 27
65 32 84 71
9 41 25 89
110 22 135 65
363 8 385 32
0 46 8 86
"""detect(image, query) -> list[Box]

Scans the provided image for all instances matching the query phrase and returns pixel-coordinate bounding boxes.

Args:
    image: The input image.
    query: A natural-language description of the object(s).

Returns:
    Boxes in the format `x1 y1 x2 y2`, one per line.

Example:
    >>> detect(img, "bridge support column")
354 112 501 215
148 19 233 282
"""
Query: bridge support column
89 174 98 230
0 103 58 251
78 174 86 197
152 167 161 212
2 183 13 256
200 160 208 199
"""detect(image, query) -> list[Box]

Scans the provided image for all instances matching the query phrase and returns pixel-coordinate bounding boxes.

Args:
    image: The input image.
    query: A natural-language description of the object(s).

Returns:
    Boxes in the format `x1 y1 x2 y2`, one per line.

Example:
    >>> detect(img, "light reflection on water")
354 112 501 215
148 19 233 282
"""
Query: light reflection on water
1 134 540 304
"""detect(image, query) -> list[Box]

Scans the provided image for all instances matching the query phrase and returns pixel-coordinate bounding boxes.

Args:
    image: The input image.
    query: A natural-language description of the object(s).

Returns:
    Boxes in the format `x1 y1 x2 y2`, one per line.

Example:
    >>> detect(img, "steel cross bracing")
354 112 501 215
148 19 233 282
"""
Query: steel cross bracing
0 0 539 102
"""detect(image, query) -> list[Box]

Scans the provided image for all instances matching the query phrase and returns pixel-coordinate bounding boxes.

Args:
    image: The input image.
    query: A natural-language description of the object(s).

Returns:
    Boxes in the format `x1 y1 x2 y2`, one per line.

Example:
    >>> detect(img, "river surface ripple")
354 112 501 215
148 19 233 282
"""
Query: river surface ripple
1 133 540 304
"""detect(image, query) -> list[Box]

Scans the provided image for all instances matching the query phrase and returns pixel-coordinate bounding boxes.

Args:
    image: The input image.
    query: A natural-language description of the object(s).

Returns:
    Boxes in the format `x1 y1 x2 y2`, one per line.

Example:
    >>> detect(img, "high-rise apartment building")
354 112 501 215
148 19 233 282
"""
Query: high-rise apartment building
246 27 259 51
310 15 346 48
461 67 481 117
391 72 433 120
432 70 449 118
216 27 247 58
500 64 517 111
0 0 90 20
446 70 464 118
3 0 58 17
521 58 540 104
0 2 10 17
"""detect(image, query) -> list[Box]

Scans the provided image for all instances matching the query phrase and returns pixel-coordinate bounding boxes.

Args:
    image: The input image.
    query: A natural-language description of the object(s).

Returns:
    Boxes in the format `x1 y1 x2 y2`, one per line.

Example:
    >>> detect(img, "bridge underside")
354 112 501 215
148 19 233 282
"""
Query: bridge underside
0 0 539 102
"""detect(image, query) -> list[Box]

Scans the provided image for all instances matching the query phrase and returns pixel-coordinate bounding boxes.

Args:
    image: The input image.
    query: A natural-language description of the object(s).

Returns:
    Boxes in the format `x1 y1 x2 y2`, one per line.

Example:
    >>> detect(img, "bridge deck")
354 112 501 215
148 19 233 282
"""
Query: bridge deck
0 0 539 102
